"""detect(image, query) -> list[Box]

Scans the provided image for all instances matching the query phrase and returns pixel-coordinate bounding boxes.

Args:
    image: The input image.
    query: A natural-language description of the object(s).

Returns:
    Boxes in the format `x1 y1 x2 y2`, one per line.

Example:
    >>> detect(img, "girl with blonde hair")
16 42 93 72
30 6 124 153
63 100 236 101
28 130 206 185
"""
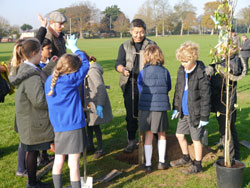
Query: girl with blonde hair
45 35 89 188
137 44 171 173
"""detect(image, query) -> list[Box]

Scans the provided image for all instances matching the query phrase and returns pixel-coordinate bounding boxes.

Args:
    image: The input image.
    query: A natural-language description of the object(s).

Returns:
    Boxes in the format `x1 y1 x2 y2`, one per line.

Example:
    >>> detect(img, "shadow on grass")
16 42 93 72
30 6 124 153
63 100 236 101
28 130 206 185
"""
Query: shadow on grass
0 143 18 158
98 59 116 72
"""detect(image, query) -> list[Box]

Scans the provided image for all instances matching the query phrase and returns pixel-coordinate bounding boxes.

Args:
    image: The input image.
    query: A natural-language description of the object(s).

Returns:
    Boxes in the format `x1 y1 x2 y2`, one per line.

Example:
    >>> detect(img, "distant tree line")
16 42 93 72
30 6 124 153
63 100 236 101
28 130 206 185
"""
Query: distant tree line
0 0 250 40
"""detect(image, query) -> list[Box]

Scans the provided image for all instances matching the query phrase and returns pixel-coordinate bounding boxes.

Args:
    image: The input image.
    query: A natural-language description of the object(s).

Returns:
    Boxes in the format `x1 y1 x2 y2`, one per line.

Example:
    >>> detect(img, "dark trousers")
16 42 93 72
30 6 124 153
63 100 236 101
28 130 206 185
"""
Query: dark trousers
87 125 103 150
216 110 240 160
123 82 139 140
17 142 26 173
242 57 249 74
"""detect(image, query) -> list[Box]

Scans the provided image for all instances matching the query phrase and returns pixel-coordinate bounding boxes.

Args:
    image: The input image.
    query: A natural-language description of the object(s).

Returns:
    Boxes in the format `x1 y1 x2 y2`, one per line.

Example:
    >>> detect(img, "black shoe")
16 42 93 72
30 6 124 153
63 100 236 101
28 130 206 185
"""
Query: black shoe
144 165 152 173
123 140 138 153
170 158 192 168
26 181 51 188
157 162 169 170
93 150 105 159
181 164 202 175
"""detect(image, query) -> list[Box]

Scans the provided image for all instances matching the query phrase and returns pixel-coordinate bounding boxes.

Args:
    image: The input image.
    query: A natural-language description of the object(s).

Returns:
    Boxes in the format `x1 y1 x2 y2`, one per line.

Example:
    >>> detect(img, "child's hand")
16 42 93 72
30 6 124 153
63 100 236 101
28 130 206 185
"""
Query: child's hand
51 56 59 62
66 34 79 53
171 110 179 120
198 121 208 128
96 105 103 119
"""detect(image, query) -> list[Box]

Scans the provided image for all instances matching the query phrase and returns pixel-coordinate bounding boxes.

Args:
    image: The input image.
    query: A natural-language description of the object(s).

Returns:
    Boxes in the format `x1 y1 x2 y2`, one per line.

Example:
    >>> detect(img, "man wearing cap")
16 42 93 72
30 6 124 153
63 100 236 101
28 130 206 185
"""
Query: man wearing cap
46 11 67 57
240 35 250 74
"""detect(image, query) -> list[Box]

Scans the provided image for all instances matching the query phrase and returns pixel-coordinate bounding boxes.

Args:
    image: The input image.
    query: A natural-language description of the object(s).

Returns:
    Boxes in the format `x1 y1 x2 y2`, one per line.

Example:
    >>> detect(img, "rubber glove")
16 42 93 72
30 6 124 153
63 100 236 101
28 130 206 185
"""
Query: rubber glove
66 34 79 53
198 120 209 128
171 110 179 120
96 105 103 119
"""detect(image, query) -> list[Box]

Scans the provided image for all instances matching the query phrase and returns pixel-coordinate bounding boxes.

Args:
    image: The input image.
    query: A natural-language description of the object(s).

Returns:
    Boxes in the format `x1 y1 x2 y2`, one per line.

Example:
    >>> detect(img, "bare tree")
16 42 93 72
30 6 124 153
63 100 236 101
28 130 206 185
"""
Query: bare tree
237 6 250 33
0 16 10 38
113 13 130 38
173 0 196 36
201 1 220 35
183 12 198 35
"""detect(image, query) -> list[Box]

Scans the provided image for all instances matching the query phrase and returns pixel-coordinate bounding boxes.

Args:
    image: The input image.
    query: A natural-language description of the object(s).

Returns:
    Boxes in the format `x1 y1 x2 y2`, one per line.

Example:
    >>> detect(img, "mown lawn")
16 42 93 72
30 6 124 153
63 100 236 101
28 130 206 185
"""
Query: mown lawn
0 35 249 188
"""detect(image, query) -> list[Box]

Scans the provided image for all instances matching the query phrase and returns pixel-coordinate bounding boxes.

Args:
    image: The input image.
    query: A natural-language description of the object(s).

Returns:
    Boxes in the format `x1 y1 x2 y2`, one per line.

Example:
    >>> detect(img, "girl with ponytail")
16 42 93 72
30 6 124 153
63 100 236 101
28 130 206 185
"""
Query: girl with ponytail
9 38 57 188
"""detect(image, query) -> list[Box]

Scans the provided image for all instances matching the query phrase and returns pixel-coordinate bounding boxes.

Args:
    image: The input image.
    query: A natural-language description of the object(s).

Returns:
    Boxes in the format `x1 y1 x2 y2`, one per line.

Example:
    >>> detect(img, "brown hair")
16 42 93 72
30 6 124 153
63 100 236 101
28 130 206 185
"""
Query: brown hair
81 50 96 62
176 41 199 62
47 54 82 96
144 44 164 65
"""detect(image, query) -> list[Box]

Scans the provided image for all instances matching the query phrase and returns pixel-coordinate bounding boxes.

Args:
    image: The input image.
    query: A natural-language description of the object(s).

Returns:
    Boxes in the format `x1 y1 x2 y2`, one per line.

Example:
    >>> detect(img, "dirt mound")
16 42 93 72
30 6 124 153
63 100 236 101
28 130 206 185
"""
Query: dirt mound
115 134 217 164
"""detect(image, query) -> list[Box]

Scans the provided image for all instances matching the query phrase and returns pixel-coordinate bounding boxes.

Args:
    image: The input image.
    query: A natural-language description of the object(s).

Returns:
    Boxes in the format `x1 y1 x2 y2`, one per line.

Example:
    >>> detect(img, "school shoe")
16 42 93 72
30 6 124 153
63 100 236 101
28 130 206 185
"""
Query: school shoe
181 164 202 175
26 181 51 188
123 139 138 153
93 150 105 159
170 157 192 168
157 162 169 170
16 170 28 178
143 165 152 173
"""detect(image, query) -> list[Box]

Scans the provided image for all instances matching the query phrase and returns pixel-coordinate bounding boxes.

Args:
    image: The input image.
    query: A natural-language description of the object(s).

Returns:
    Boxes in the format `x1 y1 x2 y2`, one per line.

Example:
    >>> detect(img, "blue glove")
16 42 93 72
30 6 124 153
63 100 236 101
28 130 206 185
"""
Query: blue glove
66 34 79 53
198 121 209 128
96 105 103 119
171 110 179 120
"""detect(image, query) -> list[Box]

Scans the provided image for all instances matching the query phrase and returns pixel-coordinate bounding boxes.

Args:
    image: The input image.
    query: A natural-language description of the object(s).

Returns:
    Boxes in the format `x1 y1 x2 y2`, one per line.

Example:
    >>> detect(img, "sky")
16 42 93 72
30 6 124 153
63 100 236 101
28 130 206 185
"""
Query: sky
0 0 249 29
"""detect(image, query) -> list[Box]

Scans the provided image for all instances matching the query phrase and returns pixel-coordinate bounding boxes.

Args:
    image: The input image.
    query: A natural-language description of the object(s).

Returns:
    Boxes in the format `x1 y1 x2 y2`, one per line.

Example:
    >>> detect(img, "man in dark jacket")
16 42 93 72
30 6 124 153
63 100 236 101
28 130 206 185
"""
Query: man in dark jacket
240 35 250 74
46 11 67 57
170 41 211 174
115 19 156 153
209 47 242 161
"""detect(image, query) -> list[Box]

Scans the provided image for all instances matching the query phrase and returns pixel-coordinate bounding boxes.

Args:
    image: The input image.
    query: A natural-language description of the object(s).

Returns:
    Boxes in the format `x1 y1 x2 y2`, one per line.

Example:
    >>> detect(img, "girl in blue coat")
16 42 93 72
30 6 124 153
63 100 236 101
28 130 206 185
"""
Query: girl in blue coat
137 44 171 173
45 35 89 188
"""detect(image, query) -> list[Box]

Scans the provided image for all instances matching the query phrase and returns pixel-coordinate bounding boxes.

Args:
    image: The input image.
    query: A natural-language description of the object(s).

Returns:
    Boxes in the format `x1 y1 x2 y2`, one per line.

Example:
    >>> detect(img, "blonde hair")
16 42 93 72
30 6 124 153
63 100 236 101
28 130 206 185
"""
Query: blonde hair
144 44 164 65
176 41 199 62
47 54 82 96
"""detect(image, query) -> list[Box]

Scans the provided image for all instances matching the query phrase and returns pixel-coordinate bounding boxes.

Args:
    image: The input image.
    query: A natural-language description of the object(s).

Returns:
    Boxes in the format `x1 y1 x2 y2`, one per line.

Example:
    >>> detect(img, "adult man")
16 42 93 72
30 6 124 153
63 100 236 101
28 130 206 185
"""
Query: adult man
240 35 250 74
115 19 156 153
46 11 67 57
231 29 240 48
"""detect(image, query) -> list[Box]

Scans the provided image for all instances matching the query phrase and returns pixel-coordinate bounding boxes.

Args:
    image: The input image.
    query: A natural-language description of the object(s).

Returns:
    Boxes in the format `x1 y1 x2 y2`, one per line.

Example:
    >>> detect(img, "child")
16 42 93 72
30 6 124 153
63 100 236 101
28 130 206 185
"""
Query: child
45 35 89 188
36 14 53 69
83 54 113 159
39 39 52 68
170 41 211 174
137 44 171 173
9 38 55 187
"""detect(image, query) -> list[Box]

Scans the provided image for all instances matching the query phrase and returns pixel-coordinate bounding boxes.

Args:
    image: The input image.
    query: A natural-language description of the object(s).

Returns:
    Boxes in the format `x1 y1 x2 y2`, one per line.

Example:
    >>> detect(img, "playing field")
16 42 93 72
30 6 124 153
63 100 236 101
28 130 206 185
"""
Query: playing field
0 35 249 187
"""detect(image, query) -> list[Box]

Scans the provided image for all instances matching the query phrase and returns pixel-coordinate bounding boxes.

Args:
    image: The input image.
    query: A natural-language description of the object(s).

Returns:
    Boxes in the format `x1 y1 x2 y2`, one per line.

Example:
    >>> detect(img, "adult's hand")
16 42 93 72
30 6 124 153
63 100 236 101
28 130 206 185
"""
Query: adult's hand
38 14 47 28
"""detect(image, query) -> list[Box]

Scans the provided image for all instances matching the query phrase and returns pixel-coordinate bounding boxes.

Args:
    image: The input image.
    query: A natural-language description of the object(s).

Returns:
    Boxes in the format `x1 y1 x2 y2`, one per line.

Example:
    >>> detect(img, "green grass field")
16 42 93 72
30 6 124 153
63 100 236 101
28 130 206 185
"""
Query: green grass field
0 35 249 188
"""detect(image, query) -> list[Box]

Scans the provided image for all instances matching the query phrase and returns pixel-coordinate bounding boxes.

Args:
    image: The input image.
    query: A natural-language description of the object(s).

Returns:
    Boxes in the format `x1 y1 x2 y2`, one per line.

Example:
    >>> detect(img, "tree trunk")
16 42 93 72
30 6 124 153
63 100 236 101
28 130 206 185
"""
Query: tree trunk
120 32 123 38
162 21 165 36
224 55 232 168
210 28 214 35
155 27 158 37
180 20 183 36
